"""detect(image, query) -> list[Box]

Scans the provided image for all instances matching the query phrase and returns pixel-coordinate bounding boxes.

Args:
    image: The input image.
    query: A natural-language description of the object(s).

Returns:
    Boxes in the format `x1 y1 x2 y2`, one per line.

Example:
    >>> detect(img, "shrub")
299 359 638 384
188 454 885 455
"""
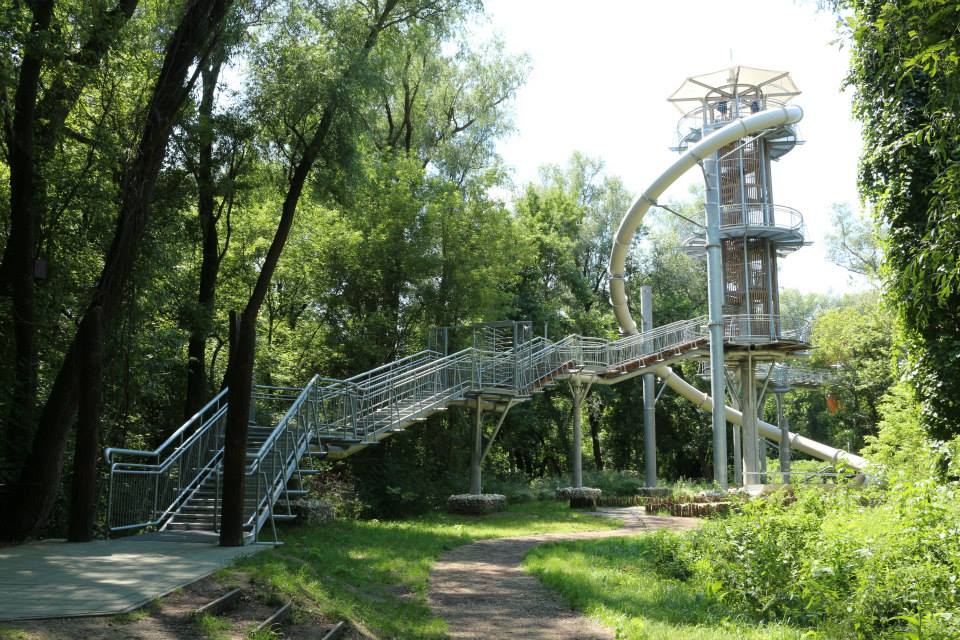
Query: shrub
291 498 335 525
652 481 960 638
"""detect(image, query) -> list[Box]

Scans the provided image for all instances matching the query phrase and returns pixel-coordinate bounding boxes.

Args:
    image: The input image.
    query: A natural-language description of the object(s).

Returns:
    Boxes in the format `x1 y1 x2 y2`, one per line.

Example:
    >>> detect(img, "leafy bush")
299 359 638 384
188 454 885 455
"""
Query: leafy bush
644 482 960 638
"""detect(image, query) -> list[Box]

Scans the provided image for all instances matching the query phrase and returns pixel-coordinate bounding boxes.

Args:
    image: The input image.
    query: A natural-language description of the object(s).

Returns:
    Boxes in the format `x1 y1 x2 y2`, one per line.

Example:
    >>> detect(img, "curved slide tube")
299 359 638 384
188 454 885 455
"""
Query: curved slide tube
654 365 868 470
609 106 804 333
606 106 869 472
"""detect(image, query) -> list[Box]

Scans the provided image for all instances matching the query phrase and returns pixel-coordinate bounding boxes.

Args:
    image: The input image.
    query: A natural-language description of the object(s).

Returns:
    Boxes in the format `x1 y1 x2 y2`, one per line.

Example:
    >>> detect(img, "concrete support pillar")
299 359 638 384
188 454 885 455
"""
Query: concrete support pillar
640 285 657 487
703 155 728 489
740 361 760 484
469 397 483 494
776 390 791 483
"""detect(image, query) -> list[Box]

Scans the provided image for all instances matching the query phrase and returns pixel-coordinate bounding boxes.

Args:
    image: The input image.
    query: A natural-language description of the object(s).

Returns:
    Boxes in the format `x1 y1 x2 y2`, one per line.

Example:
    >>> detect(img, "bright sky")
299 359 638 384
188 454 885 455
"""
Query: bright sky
474 0 870 295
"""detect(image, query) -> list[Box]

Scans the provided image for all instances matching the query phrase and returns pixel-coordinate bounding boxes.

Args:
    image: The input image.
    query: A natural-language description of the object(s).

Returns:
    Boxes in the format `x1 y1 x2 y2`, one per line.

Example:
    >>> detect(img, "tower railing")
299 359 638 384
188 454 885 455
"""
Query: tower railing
675 98 790 149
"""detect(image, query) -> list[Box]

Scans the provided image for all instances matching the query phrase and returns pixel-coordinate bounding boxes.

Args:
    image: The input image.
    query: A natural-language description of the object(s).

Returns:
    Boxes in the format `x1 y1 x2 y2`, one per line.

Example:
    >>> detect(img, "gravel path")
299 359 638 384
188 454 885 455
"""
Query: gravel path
428 508 700 640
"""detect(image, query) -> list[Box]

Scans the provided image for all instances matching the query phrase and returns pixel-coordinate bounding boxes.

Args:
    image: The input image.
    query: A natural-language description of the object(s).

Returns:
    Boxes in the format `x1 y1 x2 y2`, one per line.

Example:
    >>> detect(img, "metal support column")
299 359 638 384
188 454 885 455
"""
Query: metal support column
732 423 743 486
740 360 760 483
776 390 791 483
469 396 484 495
759 440 768 484
569 380 591 488
641 285 657 487
703 155 728 488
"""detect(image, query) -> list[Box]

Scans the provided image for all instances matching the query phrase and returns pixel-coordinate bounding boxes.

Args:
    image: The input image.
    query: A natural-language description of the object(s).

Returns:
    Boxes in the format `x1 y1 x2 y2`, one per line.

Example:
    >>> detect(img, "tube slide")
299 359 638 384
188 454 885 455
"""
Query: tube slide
609 106 803 334
653 365 868 470
605 106 869 472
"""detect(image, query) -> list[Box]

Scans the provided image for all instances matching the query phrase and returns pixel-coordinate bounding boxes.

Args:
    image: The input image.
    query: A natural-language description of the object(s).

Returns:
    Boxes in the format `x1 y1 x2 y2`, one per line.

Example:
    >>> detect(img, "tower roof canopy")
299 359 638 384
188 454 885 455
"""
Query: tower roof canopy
668 66 800 112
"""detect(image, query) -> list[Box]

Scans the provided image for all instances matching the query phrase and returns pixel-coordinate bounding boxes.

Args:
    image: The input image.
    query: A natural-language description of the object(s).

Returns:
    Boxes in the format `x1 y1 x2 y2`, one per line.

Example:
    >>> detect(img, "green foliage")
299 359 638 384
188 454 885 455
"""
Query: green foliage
861 380 939 480
679 484 959 638
525 534 802 640
531 481 960 639
843 0 960 439
798 292 897 451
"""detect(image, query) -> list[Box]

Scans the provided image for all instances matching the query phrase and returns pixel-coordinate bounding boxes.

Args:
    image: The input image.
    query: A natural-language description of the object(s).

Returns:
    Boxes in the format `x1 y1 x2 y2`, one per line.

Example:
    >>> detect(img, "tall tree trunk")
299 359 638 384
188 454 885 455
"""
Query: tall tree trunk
67 306 103 542
4 0 54 467
219 311 254 546
184 57 225 419
3 0 138 462
2 0 231 542
219 0 399 546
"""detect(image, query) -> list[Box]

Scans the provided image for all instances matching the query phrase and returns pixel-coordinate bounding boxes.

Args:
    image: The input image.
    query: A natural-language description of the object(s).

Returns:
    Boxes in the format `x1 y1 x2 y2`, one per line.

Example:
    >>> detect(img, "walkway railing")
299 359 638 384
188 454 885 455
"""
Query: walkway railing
104 313 795 539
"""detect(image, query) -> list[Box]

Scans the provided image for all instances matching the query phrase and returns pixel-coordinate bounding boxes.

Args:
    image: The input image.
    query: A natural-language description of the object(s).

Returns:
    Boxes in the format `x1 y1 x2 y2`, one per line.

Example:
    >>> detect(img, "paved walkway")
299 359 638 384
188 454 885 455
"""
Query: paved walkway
0 533 261 620
428 508 699 640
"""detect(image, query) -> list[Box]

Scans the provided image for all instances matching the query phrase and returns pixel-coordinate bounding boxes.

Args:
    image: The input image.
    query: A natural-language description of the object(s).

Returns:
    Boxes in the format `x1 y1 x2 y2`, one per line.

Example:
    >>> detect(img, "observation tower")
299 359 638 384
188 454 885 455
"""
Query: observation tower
670 66 808 484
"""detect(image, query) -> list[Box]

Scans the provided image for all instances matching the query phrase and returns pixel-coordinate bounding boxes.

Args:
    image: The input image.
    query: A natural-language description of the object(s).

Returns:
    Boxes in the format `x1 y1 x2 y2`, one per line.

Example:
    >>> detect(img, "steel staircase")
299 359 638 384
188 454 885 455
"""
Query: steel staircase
104 314 762 543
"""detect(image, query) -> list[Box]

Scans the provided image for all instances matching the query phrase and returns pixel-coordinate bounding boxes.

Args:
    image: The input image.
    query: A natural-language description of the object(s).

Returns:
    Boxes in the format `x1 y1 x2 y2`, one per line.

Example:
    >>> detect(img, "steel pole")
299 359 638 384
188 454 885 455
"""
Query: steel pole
571 382 584 488
732 423 743 486
703 155 728 488
470 397 483 494
740 361 759 483
777 390 791 483
641 285 657 487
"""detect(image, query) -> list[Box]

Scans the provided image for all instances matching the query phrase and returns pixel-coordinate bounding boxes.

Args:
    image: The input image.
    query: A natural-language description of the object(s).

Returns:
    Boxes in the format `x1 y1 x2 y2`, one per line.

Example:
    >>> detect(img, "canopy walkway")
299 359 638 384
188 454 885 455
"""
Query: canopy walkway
104 314 862 544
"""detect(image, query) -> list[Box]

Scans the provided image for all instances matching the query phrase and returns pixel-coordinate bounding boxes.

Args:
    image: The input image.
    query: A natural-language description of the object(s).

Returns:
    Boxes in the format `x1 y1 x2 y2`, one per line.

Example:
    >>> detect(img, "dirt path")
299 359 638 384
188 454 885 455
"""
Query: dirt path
428 508 700 640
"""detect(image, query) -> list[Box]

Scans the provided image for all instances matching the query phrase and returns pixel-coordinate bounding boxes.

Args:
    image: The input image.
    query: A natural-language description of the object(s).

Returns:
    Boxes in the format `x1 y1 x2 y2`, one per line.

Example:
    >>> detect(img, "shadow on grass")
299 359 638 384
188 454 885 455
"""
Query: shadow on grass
231 501 617 640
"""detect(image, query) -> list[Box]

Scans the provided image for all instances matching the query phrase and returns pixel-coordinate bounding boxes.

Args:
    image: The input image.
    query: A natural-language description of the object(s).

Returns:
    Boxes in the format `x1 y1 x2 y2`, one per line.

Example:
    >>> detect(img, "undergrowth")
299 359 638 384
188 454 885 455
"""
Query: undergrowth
527 480 960 639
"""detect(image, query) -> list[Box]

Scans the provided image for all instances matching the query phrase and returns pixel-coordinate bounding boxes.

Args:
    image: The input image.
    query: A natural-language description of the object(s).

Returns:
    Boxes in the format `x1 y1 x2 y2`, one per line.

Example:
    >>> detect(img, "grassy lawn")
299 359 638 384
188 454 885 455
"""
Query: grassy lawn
225 501 619 639
524 535 806 640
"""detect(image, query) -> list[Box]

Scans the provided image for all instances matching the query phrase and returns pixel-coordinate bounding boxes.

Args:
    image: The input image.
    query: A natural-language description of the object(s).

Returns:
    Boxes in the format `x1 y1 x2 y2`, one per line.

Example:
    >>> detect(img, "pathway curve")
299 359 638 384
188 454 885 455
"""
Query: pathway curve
428 507 700 640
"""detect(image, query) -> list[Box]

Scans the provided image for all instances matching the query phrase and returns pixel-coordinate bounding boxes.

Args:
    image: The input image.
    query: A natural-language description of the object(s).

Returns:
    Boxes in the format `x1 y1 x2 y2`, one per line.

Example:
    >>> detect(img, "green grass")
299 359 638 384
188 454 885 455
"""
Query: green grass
194 611 231 639
228 501 618 639
524 535 805 640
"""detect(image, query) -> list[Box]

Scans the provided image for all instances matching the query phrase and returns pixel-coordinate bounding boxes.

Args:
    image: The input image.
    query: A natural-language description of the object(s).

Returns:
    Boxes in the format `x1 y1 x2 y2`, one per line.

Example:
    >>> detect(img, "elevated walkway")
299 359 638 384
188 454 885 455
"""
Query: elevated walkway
103 313 856 544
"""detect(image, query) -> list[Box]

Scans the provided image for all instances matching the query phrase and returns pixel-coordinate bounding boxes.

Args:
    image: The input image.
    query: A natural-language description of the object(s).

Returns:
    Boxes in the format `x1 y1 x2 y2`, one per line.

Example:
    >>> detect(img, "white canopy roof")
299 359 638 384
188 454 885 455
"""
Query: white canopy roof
668 66 801 111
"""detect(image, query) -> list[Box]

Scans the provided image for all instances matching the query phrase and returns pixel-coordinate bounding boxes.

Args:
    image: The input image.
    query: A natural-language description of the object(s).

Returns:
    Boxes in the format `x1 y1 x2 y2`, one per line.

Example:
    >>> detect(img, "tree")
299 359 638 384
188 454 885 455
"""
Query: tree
824 202 883 280
218 0 479 546
3 0 233 542
1 0 139 466
842 0 960 439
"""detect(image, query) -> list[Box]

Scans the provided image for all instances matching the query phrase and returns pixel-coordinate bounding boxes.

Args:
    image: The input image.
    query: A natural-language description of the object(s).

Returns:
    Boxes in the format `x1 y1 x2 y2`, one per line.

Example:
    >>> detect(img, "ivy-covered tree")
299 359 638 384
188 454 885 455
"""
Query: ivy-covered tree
842 0 960 439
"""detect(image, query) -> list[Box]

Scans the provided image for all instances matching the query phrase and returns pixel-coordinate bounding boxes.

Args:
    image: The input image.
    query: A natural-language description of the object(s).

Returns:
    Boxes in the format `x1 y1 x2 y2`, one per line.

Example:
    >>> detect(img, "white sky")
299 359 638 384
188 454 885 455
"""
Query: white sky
474 0 870 295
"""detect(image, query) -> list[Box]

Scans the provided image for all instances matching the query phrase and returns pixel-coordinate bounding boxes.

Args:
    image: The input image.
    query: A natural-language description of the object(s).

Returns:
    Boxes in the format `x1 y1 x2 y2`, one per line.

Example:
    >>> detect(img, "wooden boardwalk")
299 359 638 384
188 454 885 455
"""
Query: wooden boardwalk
0 533 260 621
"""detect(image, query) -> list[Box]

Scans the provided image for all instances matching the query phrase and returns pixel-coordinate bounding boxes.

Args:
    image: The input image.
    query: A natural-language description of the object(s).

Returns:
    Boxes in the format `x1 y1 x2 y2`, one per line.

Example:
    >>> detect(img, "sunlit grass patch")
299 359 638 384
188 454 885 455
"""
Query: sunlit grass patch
228 500 618 639
524 534 805 640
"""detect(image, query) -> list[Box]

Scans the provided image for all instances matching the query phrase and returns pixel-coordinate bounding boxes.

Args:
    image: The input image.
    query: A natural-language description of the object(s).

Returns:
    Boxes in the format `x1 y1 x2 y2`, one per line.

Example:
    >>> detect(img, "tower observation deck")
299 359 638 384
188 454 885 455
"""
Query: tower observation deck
671 66 807 349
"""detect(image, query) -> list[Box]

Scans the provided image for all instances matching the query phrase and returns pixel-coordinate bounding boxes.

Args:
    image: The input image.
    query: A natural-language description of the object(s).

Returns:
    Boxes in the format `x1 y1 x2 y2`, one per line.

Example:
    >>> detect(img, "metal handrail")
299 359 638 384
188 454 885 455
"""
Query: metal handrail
675 97 790 149
104 388 229 464
105 315 736 538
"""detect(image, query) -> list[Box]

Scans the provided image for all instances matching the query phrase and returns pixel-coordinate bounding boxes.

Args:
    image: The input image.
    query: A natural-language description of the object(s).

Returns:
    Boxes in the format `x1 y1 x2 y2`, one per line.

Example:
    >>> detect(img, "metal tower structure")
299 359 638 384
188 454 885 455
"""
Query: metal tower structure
669 66 809 486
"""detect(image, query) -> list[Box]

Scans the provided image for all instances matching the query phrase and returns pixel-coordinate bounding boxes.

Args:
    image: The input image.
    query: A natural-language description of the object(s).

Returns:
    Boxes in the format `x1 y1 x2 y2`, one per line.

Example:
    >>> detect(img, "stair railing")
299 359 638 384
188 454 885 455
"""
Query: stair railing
104 315 719 539
244 375 320 542
104 388 229 532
